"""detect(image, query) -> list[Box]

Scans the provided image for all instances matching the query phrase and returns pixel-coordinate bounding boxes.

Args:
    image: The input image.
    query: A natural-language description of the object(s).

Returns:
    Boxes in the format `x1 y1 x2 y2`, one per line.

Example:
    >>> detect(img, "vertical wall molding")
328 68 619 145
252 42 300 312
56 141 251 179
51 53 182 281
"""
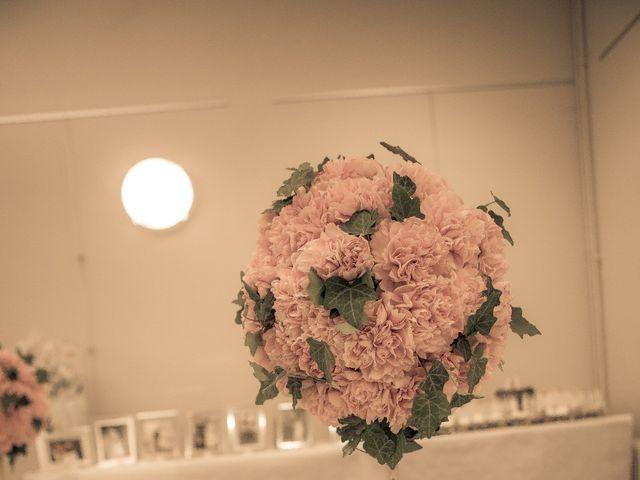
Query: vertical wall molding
570 0 610 399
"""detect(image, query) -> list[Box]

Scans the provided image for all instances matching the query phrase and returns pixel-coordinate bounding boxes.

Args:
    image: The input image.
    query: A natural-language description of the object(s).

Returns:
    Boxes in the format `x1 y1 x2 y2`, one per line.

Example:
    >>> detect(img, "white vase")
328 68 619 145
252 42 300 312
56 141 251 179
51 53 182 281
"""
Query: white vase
50 392 89 430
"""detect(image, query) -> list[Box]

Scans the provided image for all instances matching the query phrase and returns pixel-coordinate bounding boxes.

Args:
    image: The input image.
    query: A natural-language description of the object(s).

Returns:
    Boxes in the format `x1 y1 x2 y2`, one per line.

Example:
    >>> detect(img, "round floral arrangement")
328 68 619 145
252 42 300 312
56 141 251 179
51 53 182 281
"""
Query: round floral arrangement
234 143 540 469
0 346 50 466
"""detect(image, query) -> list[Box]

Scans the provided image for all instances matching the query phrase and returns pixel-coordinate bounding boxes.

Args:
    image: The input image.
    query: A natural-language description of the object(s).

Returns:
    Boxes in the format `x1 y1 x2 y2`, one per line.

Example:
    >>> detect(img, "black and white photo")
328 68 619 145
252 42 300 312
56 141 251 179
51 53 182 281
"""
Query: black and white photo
94 417 137 465
136 410 184 460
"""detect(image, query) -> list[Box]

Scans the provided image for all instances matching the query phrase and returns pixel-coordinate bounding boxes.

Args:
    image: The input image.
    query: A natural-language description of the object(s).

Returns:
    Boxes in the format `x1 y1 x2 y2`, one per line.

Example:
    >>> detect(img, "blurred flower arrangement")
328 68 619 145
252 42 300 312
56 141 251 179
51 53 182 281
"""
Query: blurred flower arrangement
0 345 50 467
17 335 85 399
234 143 541 470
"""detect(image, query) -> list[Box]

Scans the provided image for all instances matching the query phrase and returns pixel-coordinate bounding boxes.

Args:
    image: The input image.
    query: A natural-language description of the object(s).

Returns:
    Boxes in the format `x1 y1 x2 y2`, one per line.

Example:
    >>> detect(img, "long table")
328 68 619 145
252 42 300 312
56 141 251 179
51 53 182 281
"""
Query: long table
25 414 634 480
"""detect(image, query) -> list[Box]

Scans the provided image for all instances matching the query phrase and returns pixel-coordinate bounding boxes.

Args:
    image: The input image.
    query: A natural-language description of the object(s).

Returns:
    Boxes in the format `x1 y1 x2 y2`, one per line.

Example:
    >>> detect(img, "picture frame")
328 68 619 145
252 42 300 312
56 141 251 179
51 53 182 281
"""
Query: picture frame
35 426 95 471
94 416 137 466
185 410 227 457
136 410 184 460
226 406 267 452
274 403 312 449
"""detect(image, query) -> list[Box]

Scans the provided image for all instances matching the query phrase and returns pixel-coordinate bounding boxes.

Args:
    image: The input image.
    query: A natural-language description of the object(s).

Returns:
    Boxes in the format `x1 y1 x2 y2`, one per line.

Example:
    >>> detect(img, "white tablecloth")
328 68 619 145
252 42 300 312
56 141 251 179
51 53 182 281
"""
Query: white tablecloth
25 414 633 480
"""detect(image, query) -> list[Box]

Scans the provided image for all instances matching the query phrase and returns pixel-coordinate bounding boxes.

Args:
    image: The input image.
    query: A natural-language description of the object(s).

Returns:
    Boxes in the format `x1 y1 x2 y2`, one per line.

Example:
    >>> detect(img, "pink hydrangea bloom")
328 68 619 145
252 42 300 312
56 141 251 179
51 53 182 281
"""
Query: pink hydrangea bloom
0 350 50 458
240 155 514 432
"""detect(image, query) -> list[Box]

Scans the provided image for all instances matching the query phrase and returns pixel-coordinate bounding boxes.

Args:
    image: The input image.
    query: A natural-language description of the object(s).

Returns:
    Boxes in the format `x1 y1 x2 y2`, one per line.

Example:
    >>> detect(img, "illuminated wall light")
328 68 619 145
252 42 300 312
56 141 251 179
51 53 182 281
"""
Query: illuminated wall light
121 158 194 230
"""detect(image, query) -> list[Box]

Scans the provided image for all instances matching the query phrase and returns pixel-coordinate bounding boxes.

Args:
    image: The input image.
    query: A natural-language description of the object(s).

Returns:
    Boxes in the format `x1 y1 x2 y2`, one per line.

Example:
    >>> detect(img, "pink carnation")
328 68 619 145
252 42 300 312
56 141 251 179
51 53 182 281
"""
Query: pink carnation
295 223 374 281
320 156 384 180
335 299 415 383
371 218 452 290
336 368 425 433
298 380 350 425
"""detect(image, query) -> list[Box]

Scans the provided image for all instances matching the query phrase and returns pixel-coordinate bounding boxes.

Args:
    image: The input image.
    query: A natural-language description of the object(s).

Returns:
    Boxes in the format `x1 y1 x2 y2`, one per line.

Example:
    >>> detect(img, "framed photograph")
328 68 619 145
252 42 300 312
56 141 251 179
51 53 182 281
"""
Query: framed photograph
94 416 137 466
136 410 184 460
36 426 95 471
186 410 227 457
226 407 266 452
275 403 311 449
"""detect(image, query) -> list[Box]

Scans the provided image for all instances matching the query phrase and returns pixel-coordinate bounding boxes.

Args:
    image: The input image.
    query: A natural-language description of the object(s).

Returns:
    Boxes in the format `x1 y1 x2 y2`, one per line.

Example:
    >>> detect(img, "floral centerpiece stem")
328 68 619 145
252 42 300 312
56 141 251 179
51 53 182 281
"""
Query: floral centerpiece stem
386 465 399 480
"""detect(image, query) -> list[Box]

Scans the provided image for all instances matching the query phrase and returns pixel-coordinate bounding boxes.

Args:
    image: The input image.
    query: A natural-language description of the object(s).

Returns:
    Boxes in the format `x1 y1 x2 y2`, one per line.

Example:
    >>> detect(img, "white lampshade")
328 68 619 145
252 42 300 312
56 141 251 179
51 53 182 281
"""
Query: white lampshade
121 158 194 230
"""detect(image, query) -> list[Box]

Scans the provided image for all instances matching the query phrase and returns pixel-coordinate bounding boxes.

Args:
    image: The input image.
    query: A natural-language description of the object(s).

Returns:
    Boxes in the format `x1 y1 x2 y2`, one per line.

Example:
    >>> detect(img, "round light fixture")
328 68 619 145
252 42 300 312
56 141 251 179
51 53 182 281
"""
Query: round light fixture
121 158 194 230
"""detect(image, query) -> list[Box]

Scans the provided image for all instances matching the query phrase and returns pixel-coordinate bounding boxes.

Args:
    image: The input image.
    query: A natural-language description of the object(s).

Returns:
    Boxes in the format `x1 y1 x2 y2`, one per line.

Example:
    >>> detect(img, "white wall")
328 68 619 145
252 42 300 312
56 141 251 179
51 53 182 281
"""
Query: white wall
0 0 600 475
585 0 640 436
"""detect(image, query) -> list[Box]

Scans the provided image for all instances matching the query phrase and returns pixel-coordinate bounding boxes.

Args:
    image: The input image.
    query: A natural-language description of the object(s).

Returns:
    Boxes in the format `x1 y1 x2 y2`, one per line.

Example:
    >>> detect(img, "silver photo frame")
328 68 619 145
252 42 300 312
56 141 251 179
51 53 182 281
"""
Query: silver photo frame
275 403 312 450
226 407 267 452
94 416 137 466
136 410 184 460
36 426 95 471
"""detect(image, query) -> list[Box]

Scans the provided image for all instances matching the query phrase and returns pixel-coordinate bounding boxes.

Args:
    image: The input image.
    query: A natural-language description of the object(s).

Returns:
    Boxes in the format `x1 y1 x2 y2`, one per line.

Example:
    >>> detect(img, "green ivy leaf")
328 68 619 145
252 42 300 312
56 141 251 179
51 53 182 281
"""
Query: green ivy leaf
422 360 449 394
403 439 423 453
249 362 285 405
362 422 397 466
501 228 514 246
465 280 502 337
454 335 472 362
32 417 44 432
277 162 316 198
35 368 49 384
16 349 34 366
343 436 362 456
286 377 303 409
488 209 504 227
2 393 31 414
336 322 358 335
450 392 481 408
269 196 294 214
468 345 488 393
254 291 275 324
6 444 28 467
5 367 18 381
360 270 375 289
307 268 325 306
391 172 425 222
243 281 276 332
510 306 541 338
244 332 262 356
487 209 514 246
307 338 336 383
394 172 417 196
242 279 260 303
337 416 367 456
317 157 330 172
491 191 511 216
380 141 421 164
249 361 270 382
232 288 246 325
339 210 380 236
387 431 407 470
322 273 378 329
409 389 451 439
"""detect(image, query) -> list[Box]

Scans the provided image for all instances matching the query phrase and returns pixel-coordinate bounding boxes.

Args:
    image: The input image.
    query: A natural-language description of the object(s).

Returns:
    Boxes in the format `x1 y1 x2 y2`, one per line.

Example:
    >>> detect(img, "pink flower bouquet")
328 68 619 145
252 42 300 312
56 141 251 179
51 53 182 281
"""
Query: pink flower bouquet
0 347 50 466
234 143 540 468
